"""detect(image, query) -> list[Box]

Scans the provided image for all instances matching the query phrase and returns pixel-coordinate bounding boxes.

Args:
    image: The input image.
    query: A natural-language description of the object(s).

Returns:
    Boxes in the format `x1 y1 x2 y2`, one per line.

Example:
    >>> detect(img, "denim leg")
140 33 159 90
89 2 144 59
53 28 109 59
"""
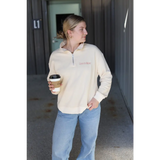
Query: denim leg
52 110 78 160
77 105 101 160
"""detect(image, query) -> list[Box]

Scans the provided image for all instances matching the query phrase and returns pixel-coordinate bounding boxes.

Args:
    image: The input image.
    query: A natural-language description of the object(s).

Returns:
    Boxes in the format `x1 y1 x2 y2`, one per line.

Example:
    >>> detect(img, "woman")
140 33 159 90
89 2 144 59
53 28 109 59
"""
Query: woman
47 15 112 160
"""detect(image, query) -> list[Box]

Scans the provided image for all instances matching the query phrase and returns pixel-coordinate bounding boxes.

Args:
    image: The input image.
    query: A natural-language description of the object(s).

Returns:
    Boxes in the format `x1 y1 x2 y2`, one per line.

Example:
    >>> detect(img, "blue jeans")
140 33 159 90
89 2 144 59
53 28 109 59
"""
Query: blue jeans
52 105 101 160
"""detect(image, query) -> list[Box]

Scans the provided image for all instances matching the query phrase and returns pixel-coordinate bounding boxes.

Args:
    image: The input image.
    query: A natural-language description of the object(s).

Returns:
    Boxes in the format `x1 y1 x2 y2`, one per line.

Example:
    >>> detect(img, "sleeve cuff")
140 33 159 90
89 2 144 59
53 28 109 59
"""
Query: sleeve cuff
94 91 105 103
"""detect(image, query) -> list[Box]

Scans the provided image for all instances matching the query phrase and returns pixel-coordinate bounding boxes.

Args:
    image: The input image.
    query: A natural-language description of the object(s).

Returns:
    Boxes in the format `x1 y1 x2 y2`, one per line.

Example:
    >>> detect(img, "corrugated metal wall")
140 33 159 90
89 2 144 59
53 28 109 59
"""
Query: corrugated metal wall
81 0 115 73
114 0 133 118
27 0 115 74
27 0 50 75
81 0 133 118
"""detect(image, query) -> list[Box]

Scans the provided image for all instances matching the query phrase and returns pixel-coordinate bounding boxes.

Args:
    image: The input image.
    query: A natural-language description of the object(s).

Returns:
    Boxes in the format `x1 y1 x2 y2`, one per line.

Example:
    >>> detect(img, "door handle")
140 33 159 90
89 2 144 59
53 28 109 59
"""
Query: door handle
52 40 58 43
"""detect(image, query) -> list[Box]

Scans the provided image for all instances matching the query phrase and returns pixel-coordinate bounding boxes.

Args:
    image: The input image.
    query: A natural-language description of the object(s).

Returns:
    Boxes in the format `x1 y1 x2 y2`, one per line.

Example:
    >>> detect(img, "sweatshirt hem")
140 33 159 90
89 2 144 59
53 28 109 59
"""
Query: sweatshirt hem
57 106 88 114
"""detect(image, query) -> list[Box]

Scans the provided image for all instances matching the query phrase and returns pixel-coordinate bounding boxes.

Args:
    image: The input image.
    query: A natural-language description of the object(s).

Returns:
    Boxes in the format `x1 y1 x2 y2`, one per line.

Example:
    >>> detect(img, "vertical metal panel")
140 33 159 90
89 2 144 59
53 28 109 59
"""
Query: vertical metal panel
123 0 130 116
42 0 51 73
27 0 36 74
81 0 94 44
130 0 136 119
114 0 118 76
114 0 133 118
122 0 125 91
102 0 111 66
32 0 46 74
24 0 28 74
119 0 123 90
81 0 115 73
101 0 115 73
102 0 109 58
111 0 115 73
92 0 104 53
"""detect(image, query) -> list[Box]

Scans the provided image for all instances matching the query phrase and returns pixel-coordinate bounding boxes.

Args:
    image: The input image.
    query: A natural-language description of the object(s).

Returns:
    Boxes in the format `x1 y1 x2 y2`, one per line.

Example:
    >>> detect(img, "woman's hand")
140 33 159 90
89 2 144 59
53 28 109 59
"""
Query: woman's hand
48 81 56 94
87 98 99 111
48 81 62 94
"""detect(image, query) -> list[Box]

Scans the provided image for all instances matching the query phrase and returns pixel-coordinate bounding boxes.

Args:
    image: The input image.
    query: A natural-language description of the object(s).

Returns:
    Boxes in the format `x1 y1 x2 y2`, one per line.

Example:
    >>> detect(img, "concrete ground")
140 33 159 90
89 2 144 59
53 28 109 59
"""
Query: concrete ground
27 75 133 160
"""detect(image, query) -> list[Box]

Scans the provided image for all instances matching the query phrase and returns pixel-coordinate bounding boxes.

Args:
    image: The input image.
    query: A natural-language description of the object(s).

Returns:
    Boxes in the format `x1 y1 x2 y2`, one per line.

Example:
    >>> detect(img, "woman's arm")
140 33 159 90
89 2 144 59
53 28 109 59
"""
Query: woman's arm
47 55 60 95
88 47 112 110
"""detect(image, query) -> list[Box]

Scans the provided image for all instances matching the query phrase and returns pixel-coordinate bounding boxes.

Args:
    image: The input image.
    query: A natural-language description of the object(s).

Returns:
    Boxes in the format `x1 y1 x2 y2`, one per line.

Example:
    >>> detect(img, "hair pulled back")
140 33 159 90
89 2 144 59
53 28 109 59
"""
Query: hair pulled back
56 15 85 40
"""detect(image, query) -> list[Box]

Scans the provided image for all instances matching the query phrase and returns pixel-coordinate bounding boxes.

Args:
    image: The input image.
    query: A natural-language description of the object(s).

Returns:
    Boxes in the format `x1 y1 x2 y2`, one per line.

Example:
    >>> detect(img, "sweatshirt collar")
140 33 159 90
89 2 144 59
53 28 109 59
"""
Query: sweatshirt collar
60 41 84 51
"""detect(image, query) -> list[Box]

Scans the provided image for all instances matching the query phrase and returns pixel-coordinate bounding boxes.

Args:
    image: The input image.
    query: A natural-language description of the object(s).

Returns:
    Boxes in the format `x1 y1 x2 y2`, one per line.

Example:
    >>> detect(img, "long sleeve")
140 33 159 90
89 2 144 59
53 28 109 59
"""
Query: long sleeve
47 54 56 81
47 54 60 95
93 48 112 103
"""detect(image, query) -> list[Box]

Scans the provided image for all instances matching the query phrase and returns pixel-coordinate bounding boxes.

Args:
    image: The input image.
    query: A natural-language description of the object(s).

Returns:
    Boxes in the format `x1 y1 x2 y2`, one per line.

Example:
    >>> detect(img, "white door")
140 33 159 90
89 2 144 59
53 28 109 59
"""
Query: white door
48 2 81 52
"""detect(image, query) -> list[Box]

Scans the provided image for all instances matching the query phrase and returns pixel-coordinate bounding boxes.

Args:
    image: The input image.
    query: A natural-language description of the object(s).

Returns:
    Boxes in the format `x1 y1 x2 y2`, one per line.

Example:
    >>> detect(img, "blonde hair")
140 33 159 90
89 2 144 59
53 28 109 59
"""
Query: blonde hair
56 15 85 40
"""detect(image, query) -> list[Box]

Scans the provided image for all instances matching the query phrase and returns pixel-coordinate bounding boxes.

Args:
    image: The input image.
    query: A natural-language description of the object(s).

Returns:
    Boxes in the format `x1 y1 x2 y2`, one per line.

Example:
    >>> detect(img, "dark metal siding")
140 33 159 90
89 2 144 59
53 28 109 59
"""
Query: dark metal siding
81 0 115 73
27 0 115 74
27 0 50 75
115 0 136 121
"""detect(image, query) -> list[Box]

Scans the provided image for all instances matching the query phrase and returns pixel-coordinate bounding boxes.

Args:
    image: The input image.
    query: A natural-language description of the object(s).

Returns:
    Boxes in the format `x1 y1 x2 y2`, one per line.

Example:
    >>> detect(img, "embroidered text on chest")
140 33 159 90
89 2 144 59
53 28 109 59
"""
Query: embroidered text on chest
79 62 91 65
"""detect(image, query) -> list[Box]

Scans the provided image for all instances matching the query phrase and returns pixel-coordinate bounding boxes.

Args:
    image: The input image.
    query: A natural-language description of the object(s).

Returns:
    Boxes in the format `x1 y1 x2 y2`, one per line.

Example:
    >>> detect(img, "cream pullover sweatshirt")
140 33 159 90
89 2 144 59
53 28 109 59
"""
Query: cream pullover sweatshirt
47 41 112 114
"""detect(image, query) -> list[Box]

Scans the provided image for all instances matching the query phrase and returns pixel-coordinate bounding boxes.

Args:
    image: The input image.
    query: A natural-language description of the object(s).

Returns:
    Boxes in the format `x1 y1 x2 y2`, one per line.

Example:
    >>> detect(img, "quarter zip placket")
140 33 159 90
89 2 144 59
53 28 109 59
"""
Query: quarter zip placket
71 50 77 66
72 54 74 65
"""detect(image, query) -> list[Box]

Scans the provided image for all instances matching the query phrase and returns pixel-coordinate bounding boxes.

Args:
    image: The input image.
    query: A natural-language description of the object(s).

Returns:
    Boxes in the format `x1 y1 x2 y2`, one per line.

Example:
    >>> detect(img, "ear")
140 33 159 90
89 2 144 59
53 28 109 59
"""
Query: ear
67 30 73 38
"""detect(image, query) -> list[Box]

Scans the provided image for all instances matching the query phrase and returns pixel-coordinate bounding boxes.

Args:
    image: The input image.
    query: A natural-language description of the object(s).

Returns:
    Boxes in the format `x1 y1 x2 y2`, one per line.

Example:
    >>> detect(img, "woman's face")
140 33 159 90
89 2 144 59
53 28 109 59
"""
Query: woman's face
69 21 88 43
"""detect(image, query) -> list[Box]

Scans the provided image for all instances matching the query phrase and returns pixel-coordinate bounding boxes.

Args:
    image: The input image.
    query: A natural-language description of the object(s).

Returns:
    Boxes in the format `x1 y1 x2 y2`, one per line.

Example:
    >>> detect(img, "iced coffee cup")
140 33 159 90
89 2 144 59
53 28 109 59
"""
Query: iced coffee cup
49 74 62 94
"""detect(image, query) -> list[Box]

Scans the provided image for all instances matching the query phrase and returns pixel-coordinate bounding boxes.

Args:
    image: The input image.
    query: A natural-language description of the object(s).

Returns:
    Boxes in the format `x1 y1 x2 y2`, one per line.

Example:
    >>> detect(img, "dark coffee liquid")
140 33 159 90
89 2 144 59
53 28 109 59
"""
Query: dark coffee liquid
49 74 60 79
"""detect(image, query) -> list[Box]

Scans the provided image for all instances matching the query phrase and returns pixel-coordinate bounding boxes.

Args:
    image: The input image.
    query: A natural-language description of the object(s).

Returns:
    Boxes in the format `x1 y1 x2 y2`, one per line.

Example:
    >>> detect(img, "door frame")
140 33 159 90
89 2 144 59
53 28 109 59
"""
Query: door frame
42 0 82 56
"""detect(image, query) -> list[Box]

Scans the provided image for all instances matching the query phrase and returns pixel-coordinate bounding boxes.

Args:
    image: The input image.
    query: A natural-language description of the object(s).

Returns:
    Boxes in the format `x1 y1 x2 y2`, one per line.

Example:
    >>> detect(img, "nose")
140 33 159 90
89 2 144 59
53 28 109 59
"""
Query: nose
84 28 88 35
